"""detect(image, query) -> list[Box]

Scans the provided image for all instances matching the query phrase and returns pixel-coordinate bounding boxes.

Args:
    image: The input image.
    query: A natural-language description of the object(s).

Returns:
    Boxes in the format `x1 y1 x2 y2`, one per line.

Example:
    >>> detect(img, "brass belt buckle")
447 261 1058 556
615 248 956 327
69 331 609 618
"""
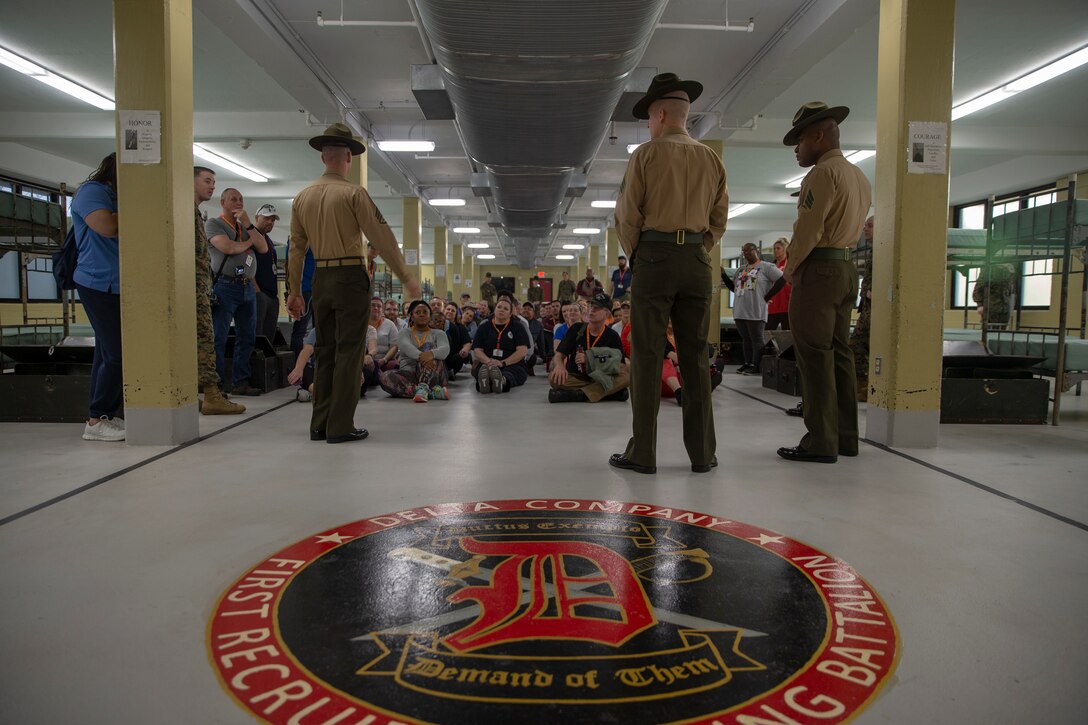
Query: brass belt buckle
676 230 683 245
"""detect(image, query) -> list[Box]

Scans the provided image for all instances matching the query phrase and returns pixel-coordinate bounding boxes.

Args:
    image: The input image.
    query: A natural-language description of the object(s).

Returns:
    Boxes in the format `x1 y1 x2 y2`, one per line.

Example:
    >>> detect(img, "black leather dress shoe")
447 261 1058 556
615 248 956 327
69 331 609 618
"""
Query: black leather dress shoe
310 429 326 441
785 403 804 417
608 453 656 474
327 428 369 444
691 456 718 473
839 448 858 457
777 446 837 463
779 446 835 463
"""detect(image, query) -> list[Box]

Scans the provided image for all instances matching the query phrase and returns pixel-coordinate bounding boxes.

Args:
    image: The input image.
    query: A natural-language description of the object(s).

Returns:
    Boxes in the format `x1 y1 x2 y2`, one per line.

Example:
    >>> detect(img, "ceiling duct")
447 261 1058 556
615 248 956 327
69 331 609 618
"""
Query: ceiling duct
413 0 669 267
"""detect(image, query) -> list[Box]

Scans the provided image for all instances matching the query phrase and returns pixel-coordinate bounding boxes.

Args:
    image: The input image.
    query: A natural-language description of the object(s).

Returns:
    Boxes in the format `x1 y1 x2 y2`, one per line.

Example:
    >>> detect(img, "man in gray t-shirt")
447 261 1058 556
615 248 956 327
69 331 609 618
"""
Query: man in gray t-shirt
204 187 268 394
722 243 786 375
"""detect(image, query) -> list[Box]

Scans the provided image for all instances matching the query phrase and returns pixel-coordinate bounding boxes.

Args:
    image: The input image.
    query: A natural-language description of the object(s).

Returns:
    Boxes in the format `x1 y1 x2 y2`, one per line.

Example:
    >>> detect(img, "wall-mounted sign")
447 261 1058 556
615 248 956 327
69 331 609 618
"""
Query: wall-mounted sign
405 249 418 266
907 121 947 175
119 110 160 164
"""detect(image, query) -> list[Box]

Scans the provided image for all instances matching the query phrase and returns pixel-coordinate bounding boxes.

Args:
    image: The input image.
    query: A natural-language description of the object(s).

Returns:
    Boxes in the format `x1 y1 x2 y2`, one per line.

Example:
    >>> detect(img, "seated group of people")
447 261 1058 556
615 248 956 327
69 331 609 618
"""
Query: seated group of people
289 289 721 406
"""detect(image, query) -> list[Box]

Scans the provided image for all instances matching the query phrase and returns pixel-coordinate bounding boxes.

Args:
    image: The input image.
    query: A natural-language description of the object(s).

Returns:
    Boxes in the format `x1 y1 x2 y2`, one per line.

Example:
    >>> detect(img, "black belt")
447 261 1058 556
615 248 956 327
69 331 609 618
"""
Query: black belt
217 276 250 285
639 230 704 245
805 248 853 261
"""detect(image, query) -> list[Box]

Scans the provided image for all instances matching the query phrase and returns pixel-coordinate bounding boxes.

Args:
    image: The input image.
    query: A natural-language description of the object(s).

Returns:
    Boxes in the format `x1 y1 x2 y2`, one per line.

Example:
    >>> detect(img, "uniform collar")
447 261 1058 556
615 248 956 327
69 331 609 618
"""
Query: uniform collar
818 149 845 164
658 127 690 139
321 171 347 180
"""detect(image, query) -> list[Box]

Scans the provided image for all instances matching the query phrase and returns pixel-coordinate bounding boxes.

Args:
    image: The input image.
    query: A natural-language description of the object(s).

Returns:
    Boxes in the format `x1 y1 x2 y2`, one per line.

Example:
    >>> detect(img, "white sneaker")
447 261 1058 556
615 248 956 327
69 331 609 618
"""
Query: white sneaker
296 388 312 402
82 416 126 442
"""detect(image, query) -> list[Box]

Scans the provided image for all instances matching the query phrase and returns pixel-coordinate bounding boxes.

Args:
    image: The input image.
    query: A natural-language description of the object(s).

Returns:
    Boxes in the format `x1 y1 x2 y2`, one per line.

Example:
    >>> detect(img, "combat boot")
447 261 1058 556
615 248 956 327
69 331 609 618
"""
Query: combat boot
202 384 245 415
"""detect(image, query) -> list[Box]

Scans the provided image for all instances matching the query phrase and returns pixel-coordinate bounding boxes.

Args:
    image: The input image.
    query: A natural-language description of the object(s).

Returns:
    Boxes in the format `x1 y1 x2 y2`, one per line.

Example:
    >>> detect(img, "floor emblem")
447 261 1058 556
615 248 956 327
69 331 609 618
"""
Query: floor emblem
209 499 899 723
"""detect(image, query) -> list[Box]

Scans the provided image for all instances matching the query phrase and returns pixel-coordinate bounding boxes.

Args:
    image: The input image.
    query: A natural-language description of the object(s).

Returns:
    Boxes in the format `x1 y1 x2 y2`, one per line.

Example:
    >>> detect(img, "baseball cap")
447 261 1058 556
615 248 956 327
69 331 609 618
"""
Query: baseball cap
587 292 613 311
255 204 279 219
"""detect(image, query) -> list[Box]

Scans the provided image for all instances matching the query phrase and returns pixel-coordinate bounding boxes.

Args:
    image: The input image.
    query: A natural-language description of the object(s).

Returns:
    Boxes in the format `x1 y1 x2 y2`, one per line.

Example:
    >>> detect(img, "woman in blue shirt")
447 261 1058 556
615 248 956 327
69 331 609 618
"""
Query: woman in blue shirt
71 153 124 441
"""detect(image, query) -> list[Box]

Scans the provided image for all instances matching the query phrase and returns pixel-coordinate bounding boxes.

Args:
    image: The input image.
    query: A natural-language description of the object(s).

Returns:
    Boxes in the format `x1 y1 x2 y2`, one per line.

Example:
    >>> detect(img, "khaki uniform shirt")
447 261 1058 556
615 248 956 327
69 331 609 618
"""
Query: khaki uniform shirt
288 171 410 295
786 149 872 276
615 127 729 256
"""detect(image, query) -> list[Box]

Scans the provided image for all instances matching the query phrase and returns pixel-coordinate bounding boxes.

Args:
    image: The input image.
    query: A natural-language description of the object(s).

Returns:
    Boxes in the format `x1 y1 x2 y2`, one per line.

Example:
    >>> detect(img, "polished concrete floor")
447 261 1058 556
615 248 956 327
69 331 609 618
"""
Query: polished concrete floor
1 371 1086 724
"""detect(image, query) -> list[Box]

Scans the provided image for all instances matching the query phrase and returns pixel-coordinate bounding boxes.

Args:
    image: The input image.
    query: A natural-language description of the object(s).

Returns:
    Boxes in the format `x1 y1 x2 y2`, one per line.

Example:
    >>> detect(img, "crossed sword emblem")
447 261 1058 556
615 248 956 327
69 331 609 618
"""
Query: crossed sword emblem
351 546 765 643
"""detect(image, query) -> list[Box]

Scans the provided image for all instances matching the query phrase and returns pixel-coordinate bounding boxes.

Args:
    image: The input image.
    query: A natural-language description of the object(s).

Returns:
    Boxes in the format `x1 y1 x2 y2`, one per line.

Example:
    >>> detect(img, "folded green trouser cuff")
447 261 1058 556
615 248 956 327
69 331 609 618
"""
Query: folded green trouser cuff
639 230 704 244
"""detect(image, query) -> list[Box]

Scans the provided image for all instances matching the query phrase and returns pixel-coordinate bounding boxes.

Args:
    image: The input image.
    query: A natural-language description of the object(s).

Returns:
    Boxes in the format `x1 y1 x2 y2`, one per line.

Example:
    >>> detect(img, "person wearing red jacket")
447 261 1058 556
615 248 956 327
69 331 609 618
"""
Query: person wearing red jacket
766 238 791 330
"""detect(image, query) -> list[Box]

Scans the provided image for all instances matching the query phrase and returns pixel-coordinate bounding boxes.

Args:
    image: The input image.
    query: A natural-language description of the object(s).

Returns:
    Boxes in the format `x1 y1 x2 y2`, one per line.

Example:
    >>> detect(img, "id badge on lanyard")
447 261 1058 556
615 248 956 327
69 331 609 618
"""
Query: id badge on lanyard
492 348 504 358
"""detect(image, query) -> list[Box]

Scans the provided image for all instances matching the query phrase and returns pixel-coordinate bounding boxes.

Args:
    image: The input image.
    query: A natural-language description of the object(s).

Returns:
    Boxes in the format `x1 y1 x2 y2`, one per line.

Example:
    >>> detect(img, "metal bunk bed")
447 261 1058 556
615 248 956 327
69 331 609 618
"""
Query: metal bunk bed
946 175 1087 425
0 183 75 340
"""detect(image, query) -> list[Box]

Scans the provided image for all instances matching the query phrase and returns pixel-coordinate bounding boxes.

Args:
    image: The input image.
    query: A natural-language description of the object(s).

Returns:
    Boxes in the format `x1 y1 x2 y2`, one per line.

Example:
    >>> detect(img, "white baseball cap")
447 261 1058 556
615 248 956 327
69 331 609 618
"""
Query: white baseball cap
255 204 279 219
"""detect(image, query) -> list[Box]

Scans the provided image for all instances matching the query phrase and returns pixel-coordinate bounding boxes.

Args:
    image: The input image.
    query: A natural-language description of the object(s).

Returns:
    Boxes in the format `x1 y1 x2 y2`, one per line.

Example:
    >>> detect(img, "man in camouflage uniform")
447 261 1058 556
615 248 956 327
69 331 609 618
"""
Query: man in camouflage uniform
556 270 576 304
972 263 1015 329
480 273 497 307
527 278 544 312
194 167 244 415
849 216 874 402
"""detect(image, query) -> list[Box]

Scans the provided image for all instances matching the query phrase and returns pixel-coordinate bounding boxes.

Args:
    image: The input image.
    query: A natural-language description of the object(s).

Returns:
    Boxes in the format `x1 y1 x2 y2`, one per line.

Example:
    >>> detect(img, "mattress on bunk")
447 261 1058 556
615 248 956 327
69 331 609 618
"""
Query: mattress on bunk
991 199 1088 247
0 189 65 244
942 329 1088 371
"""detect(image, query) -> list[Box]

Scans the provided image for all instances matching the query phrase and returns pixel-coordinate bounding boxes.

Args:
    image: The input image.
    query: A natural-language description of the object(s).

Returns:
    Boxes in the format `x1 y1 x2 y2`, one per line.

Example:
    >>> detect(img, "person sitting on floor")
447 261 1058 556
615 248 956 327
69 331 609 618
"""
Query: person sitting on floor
287 326 316 402
471 297 530 394
379 300 451 402
441 302 473 379
548 292 630 403
552 301 583 354
384 298 406 330
461 305 479 340
369 296 400 373
620 317 721 406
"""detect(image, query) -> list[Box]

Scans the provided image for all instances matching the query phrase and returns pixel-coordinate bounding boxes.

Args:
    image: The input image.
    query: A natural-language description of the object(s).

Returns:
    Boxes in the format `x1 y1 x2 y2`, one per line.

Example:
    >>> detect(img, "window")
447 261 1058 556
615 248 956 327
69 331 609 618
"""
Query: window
1020 258 1053 308
726 256 740 308
0 250 19 300
26 256 59 301
1027 192 1055 209
951 267 980 309
958 203 985 230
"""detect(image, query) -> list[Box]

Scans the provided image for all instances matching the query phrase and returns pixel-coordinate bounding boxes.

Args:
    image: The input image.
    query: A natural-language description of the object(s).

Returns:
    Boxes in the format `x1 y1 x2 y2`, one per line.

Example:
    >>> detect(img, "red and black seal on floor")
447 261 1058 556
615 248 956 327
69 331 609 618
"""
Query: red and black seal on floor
209 499 899 724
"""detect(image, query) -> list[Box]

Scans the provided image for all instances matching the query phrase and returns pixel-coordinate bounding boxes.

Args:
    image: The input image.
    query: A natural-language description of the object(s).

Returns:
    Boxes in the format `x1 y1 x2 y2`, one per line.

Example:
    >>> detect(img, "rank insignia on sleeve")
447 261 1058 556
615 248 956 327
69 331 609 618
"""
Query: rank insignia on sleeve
802 190 815 210
376 209 388 225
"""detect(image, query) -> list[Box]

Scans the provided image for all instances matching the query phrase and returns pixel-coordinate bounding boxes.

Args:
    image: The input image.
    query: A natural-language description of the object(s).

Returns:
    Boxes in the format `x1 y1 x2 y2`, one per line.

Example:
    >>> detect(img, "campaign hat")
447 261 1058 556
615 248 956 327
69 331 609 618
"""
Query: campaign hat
782 102 850 146
308 122 366 155
632 73 703 120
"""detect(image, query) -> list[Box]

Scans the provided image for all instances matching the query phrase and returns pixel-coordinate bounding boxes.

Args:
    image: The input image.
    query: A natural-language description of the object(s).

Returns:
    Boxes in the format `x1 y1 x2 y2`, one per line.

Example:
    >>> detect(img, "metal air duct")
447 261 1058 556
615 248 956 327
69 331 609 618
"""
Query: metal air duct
412 0 668 267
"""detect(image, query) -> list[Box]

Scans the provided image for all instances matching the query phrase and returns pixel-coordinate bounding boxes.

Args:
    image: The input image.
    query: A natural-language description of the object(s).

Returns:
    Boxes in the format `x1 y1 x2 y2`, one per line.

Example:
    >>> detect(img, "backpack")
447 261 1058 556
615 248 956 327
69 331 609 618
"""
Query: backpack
52 226 78 291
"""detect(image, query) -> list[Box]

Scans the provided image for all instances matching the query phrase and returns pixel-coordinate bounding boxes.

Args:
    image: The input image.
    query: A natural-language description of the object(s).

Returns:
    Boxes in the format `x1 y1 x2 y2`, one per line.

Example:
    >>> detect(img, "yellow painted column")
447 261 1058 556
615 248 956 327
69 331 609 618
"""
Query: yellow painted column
702 139 724 353
577 252 587 282
402 197 422 298
464 253 475 297
451 242 464 299
606 227 620 277
348 143 367 189
433 227 448 300
114 0 197 445
867 0 955 448
589 244 600 282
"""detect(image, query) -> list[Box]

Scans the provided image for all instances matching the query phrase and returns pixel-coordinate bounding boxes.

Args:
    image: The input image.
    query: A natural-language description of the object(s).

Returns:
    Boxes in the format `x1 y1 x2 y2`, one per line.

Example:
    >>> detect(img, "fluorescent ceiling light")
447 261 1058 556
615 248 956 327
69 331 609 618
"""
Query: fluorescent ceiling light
376 140 436 152
590 200 617 208
466 242 489 249
477 254 496 260
0 45 114 110
729 203 760 218
428 198 466 207
556 254 575 260
953 45 1088 120
562 243 585 250
193 144 268 183
627 143 642 154
572 228 600 235
452 227 480 234
783 150 874 188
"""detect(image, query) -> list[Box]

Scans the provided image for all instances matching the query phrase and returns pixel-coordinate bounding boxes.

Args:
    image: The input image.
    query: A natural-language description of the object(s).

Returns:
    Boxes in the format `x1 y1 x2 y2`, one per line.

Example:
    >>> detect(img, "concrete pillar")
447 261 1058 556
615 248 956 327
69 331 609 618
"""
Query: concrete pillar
577 251 587 282
702 140 724 354
113 0 197 445
589 244 600 281
402 197 422 297
464 252 475 297
606 227 620 281
867 0 955 448
451 242 464 300
433 227 448 300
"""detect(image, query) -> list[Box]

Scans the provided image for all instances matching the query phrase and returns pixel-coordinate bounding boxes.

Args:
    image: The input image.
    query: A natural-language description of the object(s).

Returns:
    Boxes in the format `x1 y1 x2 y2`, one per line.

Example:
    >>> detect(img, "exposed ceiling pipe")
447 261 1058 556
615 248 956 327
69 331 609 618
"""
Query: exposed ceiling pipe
404 0 437 64
656 19 754 32
316 12 416 28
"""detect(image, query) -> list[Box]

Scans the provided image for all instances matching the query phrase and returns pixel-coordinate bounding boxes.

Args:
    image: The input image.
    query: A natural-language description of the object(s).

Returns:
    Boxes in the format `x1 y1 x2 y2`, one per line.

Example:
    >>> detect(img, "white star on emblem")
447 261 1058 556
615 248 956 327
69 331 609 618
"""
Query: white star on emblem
315 532 353 544
749 533 786 546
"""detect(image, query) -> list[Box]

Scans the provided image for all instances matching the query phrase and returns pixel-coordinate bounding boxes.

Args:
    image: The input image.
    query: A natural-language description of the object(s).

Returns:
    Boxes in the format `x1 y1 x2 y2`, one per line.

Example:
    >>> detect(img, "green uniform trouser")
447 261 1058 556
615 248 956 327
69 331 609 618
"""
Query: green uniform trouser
311 264 370 437
554 371 630 402
789 257 859 455
624 242 715 467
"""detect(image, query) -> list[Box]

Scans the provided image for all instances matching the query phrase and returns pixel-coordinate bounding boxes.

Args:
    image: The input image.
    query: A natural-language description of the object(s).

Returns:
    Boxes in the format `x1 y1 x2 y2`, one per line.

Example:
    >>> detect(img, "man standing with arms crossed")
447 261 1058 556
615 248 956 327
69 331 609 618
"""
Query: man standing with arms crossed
610 73 729 475
193 166 244 415
777 102 872 463
287 123 421 443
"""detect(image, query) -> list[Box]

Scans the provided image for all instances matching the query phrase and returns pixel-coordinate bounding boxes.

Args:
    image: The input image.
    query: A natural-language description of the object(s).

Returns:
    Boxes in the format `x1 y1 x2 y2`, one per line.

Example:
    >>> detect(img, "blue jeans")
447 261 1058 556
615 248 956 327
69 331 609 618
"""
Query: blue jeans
77 284 124 419
212 279 256 387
